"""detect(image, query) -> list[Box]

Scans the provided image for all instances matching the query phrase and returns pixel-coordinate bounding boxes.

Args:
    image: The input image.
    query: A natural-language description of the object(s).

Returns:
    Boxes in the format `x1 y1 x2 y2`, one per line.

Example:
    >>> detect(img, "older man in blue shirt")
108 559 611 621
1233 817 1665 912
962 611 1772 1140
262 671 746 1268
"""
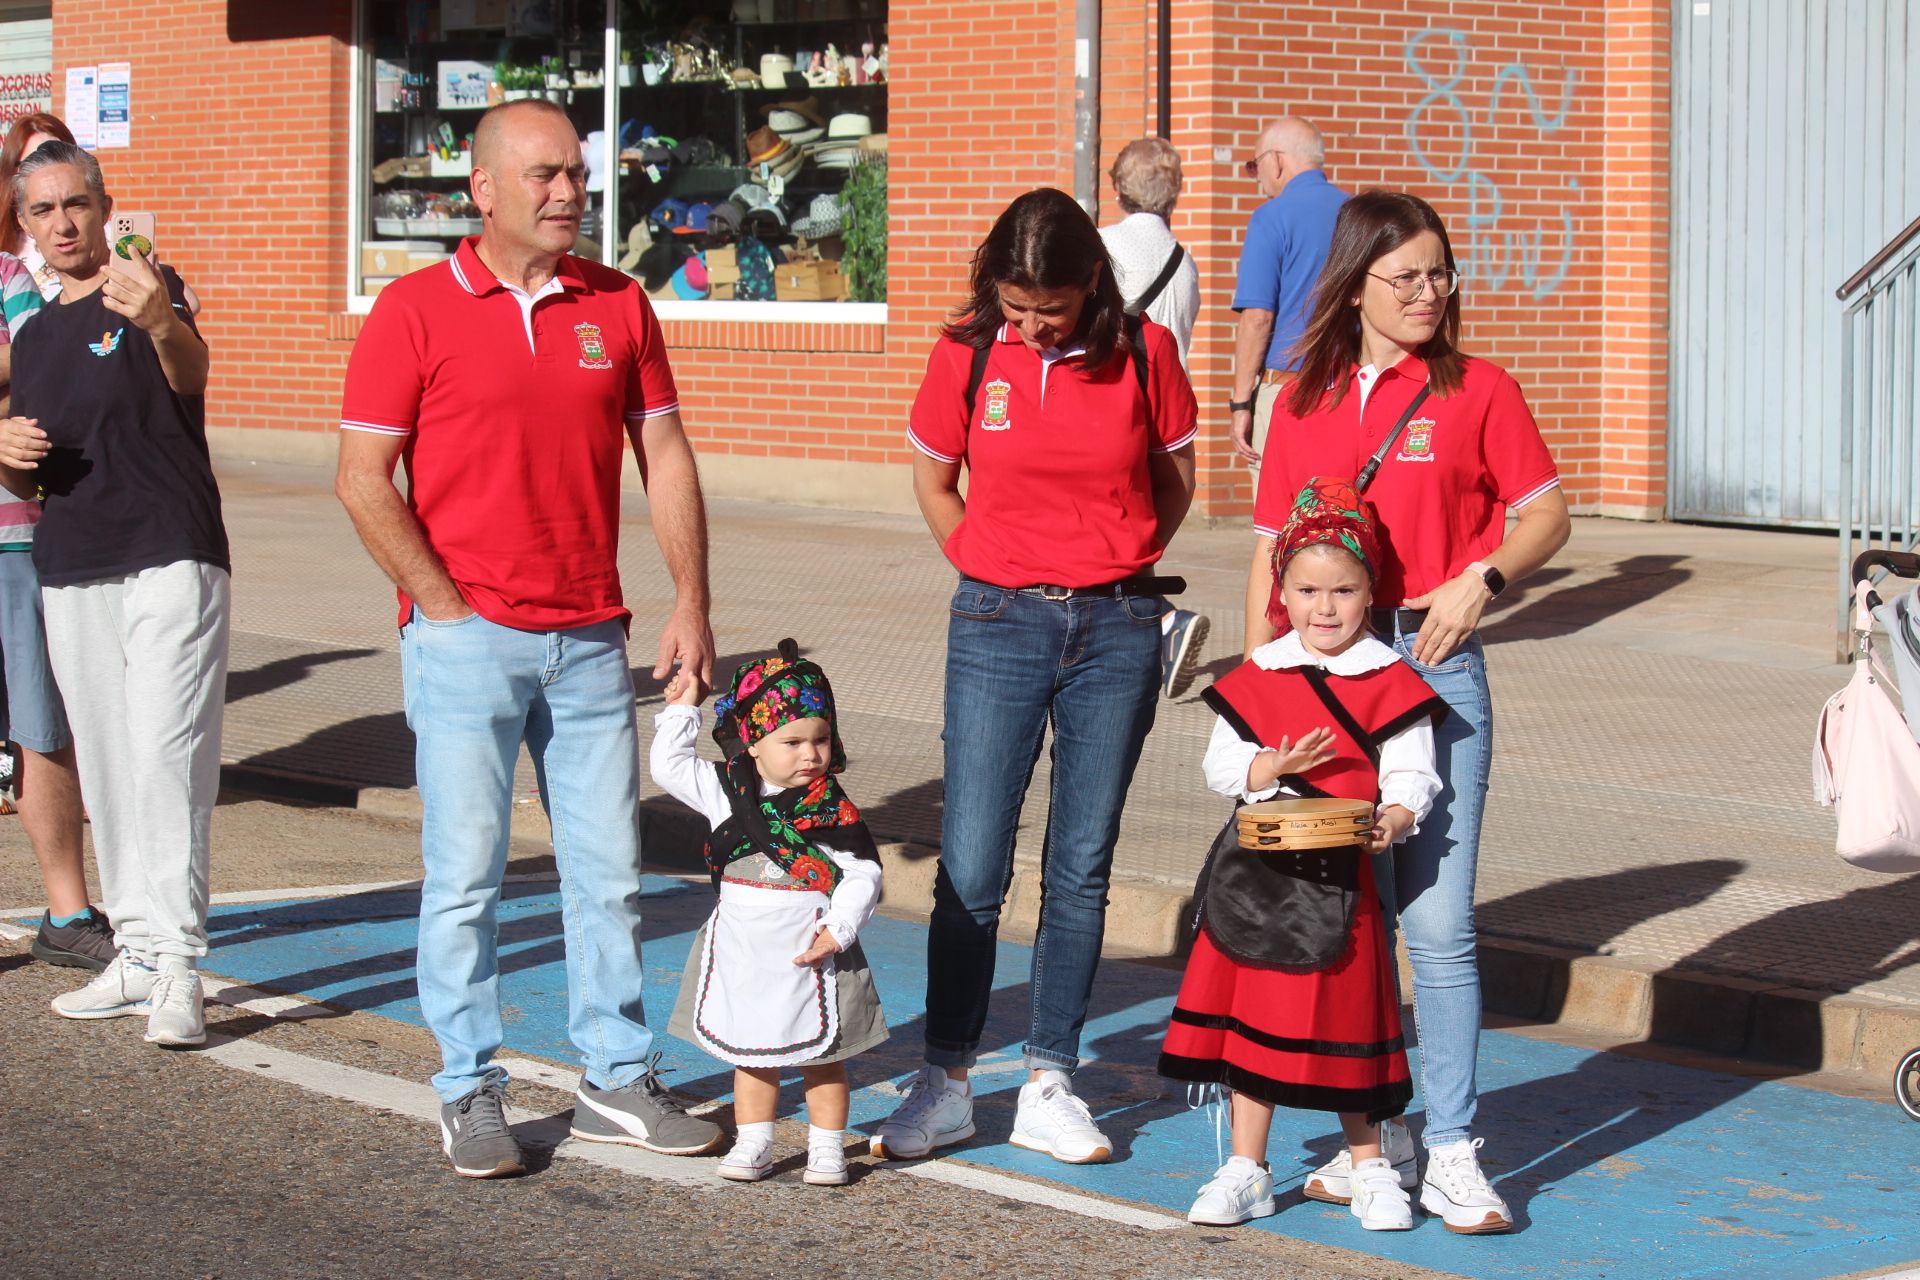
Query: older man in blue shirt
1227 118 1349 466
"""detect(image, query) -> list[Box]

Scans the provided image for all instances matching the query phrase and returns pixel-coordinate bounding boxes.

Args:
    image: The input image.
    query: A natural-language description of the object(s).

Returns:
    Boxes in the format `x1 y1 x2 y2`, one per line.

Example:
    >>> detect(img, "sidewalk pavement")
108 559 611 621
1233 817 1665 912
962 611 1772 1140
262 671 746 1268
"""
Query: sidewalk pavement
214 459 1920 1079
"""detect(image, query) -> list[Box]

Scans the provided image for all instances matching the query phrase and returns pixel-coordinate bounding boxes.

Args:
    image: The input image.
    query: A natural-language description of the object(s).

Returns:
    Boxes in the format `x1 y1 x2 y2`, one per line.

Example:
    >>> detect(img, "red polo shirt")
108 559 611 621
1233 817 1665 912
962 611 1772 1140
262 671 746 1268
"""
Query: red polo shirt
908 320 1198 588
1253 354 1559 605
340 238 680 630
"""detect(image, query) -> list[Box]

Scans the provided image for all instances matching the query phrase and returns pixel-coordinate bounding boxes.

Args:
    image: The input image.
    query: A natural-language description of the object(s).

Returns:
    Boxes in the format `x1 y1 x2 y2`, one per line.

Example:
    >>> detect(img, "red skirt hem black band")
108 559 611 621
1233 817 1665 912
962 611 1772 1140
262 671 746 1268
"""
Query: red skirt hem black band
1158 1052 1411 1125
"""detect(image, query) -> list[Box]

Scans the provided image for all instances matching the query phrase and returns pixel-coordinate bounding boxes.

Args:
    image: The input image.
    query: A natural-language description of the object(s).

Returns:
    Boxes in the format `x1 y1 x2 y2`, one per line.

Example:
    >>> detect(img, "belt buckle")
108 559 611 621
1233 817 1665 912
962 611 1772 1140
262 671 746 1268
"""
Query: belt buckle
1038 584 1074 601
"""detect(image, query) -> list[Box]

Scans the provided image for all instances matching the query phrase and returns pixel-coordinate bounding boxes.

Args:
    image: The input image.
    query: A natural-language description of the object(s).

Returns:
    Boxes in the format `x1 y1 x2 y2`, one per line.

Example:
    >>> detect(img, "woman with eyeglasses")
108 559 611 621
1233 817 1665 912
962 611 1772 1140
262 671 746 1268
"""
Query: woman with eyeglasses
1244 190 1570 1234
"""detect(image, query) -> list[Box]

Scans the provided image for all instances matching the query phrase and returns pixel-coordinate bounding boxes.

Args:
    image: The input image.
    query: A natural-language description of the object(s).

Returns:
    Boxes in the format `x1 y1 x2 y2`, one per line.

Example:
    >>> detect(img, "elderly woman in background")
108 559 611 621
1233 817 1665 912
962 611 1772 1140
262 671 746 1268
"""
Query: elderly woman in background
875 187 1198 1167
1101 138 1208 698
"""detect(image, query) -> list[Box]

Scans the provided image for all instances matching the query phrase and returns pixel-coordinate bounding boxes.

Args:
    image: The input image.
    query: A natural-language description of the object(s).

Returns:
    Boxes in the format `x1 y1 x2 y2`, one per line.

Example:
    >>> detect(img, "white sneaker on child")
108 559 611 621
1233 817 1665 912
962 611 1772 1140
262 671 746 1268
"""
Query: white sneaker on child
1350 1157 1415 1231
1186 1155 1275 1226
804 1128 850 1186
717 1138 774 1182
1009 1069 1111 1164
1419 1138 1513 1233
871 1065 975 1160
1303 1117 1416 1204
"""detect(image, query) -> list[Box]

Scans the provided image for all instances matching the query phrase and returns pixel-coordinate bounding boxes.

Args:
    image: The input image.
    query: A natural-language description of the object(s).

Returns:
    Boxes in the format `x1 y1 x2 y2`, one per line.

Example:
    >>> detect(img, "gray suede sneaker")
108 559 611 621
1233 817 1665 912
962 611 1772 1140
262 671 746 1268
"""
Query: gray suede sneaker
439 1074 526 1179
32 908 117 972
570 1056 723 1155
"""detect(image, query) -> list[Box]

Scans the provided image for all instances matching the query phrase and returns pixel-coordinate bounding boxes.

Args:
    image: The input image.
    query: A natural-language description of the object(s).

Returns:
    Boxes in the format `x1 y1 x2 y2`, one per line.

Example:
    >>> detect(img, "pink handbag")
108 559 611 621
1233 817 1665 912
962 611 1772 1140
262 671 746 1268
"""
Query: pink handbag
1811 582 1920 872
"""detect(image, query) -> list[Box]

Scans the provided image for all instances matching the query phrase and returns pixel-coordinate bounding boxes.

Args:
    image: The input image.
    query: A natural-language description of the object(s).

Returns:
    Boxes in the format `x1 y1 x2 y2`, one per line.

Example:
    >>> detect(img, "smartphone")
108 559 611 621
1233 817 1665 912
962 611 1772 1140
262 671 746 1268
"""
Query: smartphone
106 211 156 270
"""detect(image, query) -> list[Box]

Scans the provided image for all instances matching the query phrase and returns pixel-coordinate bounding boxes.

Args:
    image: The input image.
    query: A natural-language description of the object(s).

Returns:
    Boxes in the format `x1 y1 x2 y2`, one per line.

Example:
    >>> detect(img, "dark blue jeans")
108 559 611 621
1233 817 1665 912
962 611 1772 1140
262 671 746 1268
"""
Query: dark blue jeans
924 578 1162 1071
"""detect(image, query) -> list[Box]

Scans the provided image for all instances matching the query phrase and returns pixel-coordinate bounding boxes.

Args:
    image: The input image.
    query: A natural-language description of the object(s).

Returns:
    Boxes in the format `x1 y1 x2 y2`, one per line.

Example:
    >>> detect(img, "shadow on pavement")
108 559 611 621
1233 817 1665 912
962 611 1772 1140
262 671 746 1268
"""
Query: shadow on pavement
1483 554 1692 645
227 647 380 705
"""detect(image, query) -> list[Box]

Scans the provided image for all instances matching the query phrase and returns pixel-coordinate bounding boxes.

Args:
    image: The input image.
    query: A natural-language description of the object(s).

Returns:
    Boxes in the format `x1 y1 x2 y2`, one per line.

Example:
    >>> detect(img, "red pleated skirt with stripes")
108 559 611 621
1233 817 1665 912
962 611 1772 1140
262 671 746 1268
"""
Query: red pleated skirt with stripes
1159 857 1412 1123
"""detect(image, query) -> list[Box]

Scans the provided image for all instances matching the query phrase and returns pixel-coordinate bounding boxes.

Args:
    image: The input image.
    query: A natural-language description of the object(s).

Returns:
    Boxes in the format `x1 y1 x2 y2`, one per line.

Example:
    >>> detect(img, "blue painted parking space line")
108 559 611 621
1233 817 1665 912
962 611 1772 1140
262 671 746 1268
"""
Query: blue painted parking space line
60 880 1918 1280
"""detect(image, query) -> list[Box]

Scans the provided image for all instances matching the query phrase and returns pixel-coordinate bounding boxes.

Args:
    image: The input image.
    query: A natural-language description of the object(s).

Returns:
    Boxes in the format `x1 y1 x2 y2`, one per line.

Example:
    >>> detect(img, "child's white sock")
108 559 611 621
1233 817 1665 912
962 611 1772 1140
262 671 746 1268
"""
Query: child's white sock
729 1120 775 1159
808 1123 844 1148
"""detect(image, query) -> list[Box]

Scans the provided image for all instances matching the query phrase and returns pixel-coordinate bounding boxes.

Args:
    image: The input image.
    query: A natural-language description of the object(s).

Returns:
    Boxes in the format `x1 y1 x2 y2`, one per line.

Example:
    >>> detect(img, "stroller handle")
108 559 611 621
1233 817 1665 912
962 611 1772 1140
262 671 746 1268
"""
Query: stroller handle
1851 549 1920 586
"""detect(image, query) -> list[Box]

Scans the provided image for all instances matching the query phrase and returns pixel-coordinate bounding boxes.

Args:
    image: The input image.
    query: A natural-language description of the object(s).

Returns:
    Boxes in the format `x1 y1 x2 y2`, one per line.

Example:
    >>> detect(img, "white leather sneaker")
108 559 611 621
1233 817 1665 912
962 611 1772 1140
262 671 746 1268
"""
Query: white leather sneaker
717 1137 774 1182
1009 1069 1112 1164
51 951 156 1020
871 1065 975 1160
1303 1117 1416 1204
804 1132 850 1186
1350 1156 1415 1231
143 966 206 1047
1419 1138 1513 1233
1186 1156 1276 1226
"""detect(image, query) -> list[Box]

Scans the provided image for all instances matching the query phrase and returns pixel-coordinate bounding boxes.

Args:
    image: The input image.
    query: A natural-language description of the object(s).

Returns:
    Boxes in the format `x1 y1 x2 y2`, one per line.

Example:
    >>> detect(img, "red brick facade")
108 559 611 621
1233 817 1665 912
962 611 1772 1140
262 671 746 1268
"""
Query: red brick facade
50 0 1669 521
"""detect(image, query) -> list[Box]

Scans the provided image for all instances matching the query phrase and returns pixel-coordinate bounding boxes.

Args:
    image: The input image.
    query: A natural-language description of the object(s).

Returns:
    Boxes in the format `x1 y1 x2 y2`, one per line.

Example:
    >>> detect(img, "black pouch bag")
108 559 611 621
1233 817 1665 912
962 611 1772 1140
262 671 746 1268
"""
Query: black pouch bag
1190 809 1361 972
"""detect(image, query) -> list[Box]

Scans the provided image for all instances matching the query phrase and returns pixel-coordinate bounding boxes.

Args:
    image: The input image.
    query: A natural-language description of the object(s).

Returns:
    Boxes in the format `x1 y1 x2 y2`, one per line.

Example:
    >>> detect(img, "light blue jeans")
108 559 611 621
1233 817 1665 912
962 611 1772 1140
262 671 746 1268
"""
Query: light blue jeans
925 579 1162 1072
1371 621 1493 1150
401 608 652 1103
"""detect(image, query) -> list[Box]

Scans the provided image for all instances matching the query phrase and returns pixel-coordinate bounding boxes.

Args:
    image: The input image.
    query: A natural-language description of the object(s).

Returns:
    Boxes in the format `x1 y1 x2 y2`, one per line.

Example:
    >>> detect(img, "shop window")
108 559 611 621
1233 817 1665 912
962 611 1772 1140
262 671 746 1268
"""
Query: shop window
356 0 887 313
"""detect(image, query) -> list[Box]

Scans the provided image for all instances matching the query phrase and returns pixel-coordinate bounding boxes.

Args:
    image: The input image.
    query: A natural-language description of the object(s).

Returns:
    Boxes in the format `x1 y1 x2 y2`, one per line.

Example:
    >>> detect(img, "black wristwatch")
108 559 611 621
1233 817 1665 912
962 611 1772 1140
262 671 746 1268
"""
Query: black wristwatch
1228 397 1255 413
1467 560 1507 599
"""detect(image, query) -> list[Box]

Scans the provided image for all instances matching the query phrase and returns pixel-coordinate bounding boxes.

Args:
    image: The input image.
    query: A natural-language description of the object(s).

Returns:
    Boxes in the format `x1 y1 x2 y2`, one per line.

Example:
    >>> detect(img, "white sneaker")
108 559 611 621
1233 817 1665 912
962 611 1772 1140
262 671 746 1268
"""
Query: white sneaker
804 1133 849 1186
1186 1155 1275 1226
143 966 206 1047
871 1065 975 1160
717 1138 774 1182
1303 1117 1416 1204
1350 1156 1415 1230
1009 1069 1112 1164
1419 1138 1513 1233
50 951 156 1020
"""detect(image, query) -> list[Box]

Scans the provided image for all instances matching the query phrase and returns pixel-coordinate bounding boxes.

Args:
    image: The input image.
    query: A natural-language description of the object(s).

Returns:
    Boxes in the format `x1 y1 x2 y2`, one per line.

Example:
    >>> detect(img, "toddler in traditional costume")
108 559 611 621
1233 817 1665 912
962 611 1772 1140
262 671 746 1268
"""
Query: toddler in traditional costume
652 640 887 1186
1159 478 1445 1232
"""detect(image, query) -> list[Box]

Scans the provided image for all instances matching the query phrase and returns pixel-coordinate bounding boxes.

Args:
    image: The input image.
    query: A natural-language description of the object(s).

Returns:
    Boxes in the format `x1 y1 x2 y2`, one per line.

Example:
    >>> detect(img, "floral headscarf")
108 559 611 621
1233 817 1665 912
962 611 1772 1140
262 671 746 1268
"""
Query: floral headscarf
706 639 874 892
1273 476 1381 582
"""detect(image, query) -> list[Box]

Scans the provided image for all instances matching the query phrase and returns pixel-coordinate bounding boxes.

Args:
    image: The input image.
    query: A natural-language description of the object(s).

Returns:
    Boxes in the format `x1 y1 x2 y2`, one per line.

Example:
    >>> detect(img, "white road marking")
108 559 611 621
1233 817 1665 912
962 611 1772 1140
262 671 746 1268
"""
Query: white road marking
1 872 563 919
194 1035 1181 1229
0 920 31 942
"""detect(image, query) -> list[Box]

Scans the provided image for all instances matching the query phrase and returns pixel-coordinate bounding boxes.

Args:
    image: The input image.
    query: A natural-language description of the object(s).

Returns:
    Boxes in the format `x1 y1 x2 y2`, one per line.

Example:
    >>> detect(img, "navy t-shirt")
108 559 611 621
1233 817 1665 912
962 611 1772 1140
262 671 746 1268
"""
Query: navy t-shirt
11 266 229 587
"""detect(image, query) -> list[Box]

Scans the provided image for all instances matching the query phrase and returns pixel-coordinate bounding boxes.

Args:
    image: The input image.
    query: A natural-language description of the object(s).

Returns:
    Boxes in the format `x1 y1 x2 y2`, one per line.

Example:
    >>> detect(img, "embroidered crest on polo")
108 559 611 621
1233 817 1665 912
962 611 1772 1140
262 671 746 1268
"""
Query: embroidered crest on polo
982 378 1012 430
88 329 124 358
1397 417 1437 462
573 322 613 370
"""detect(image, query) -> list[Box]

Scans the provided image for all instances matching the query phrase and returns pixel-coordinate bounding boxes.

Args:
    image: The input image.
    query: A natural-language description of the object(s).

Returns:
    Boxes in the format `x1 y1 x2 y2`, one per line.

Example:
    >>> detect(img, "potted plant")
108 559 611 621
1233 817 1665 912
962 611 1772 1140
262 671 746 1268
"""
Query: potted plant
618 49 636 87
841 159 887 302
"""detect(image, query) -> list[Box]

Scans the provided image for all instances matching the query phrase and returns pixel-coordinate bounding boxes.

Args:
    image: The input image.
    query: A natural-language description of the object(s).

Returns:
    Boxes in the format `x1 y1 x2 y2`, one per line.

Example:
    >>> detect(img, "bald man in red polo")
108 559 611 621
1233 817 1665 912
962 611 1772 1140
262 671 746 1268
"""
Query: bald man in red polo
337 100 721 1179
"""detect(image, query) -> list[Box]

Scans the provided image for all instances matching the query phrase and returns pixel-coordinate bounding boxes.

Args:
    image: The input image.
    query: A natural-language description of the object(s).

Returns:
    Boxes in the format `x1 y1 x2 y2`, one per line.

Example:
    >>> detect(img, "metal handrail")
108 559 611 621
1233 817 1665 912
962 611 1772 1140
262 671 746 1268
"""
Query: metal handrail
1838 214 1920 300
1835 219 1920 657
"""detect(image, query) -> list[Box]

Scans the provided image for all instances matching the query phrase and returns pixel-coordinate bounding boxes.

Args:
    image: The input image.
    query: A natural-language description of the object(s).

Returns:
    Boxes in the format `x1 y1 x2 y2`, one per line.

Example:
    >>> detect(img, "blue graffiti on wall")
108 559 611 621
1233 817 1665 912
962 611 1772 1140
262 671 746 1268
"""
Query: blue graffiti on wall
1404 28 1580 299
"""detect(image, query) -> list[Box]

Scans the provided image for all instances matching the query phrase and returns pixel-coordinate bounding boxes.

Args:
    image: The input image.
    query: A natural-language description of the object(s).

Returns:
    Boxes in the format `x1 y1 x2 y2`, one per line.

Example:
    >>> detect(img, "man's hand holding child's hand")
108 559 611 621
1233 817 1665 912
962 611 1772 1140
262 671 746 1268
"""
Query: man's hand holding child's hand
1365 804 1414 854
793 926 842 967
664 668 706 707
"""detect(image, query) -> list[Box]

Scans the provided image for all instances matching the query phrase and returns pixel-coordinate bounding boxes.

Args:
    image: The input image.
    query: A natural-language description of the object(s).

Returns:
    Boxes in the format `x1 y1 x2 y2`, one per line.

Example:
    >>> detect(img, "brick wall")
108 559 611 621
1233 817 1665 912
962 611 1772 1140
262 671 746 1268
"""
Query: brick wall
48 0 1667 520
1130 0 1670 520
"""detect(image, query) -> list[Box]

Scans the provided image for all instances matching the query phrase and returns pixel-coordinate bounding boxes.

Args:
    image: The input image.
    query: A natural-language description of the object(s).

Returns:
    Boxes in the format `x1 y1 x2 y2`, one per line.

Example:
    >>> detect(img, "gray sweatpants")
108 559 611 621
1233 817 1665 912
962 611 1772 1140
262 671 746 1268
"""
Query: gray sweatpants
42 560 230 963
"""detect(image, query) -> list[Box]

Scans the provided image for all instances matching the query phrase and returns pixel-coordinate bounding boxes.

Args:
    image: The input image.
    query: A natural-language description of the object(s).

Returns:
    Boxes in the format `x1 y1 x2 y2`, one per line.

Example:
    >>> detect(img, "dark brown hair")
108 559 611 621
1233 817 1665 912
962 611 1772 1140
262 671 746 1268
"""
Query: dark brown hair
0 112 77 255
1285 190 1465 418
944 187 1130 372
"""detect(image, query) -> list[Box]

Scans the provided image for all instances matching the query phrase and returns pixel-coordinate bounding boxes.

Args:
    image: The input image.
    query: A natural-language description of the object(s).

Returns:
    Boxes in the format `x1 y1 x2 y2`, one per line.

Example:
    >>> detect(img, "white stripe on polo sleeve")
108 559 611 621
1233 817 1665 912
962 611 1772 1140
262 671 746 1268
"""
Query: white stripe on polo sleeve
1508 477 1561 510
339 418 412 437
908 428 960 464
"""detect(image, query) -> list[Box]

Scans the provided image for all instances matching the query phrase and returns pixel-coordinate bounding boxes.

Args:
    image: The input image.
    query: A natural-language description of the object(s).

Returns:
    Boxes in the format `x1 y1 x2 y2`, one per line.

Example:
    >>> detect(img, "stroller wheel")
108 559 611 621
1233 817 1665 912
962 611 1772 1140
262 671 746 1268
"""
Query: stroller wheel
1899 1047 1920 1122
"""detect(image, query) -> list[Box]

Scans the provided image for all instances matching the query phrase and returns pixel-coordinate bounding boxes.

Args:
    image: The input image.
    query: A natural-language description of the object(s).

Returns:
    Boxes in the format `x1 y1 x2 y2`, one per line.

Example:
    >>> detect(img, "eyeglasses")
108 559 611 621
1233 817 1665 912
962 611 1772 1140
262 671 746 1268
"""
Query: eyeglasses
1367 268 1460 303
1241 149 1279 177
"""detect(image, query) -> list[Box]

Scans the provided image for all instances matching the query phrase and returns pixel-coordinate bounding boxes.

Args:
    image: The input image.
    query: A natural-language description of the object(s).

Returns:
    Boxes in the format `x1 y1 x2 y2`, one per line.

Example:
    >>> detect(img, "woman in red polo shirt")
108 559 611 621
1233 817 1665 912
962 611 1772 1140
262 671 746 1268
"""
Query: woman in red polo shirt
873 187 1198 1167
1246 191 1570 1233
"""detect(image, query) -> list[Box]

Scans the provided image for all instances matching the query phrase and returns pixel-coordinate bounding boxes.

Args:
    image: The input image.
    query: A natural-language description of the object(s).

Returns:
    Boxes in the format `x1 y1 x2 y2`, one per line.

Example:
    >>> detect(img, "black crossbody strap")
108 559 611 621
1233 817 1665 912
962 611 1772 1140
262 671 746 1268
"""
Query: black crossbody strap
1354 385 1432 493
964 320 1152 421
1131 243 1186 316
963 342 992 422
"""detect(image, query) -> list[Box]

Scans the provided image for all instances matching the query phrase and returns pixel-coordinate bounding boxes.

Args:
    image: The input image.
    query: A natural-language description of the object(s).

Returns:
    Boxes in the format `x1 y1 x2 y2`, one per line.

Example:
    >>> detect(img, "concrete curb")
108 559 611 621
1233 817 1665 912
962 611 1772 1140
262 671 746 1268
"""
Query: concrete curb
222 763 1920 1084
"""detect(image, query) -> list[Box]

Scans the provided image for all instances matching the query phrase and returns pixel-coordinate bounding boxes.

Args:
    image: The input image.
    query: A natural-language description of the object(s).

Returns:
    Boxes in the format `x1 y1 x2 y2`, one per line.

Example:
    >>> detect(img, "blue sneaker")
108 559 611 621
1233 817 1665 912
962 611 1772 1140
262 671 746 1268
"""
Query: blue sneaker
1160 609 1209 699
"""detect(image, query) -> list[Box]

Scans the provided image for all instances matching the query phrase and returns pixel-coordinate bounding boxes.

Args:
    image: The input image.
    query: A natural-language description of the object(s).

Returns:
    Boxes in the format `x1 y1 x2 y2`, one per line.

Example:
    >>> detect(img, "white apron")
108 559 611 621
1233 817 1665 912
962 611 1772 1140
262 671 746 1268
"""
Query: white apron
687 880 840 1068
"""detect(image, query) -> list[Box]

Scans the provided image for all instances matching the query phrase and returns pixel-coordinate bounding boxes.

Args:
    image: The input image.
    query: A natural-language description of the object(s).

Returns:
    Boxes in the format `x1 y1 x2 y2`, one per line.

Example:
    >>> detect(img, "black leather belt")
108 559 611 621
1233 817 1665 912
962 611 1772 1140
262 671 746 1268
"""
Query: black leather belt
1016 574 1188 601
1370 606 1429 633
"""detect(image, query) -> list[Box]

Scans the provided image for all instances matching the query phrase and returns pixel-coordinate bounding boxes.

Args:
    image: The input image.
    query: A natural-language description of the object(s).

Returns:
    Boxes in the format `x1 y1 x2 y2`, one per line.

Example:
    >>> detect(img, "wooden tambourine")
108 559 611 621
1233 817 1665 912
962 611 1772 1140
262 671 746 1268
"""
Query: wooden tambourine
1236 797 1374 851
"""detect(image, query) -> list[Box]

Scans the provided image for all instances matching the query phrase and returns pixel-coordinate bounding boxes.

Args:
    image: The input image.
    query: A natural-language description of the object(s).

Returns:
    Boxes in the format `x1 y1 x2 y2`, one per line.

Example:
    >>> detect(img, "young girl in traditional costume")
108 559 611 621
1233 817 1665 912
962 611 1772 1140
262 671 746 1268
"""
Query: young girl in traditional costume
651 640 887 1187
1159 478 1445 1232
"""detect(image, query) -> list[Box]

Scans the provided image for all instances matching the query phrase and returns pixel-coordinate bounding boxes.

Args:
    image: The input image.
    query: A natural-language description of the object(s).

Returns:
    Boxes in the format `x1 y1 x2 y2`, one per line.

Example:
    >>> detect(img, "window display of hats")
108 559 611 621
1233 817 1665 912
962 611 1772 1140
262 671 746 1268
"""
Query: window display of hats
746 125 805 182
